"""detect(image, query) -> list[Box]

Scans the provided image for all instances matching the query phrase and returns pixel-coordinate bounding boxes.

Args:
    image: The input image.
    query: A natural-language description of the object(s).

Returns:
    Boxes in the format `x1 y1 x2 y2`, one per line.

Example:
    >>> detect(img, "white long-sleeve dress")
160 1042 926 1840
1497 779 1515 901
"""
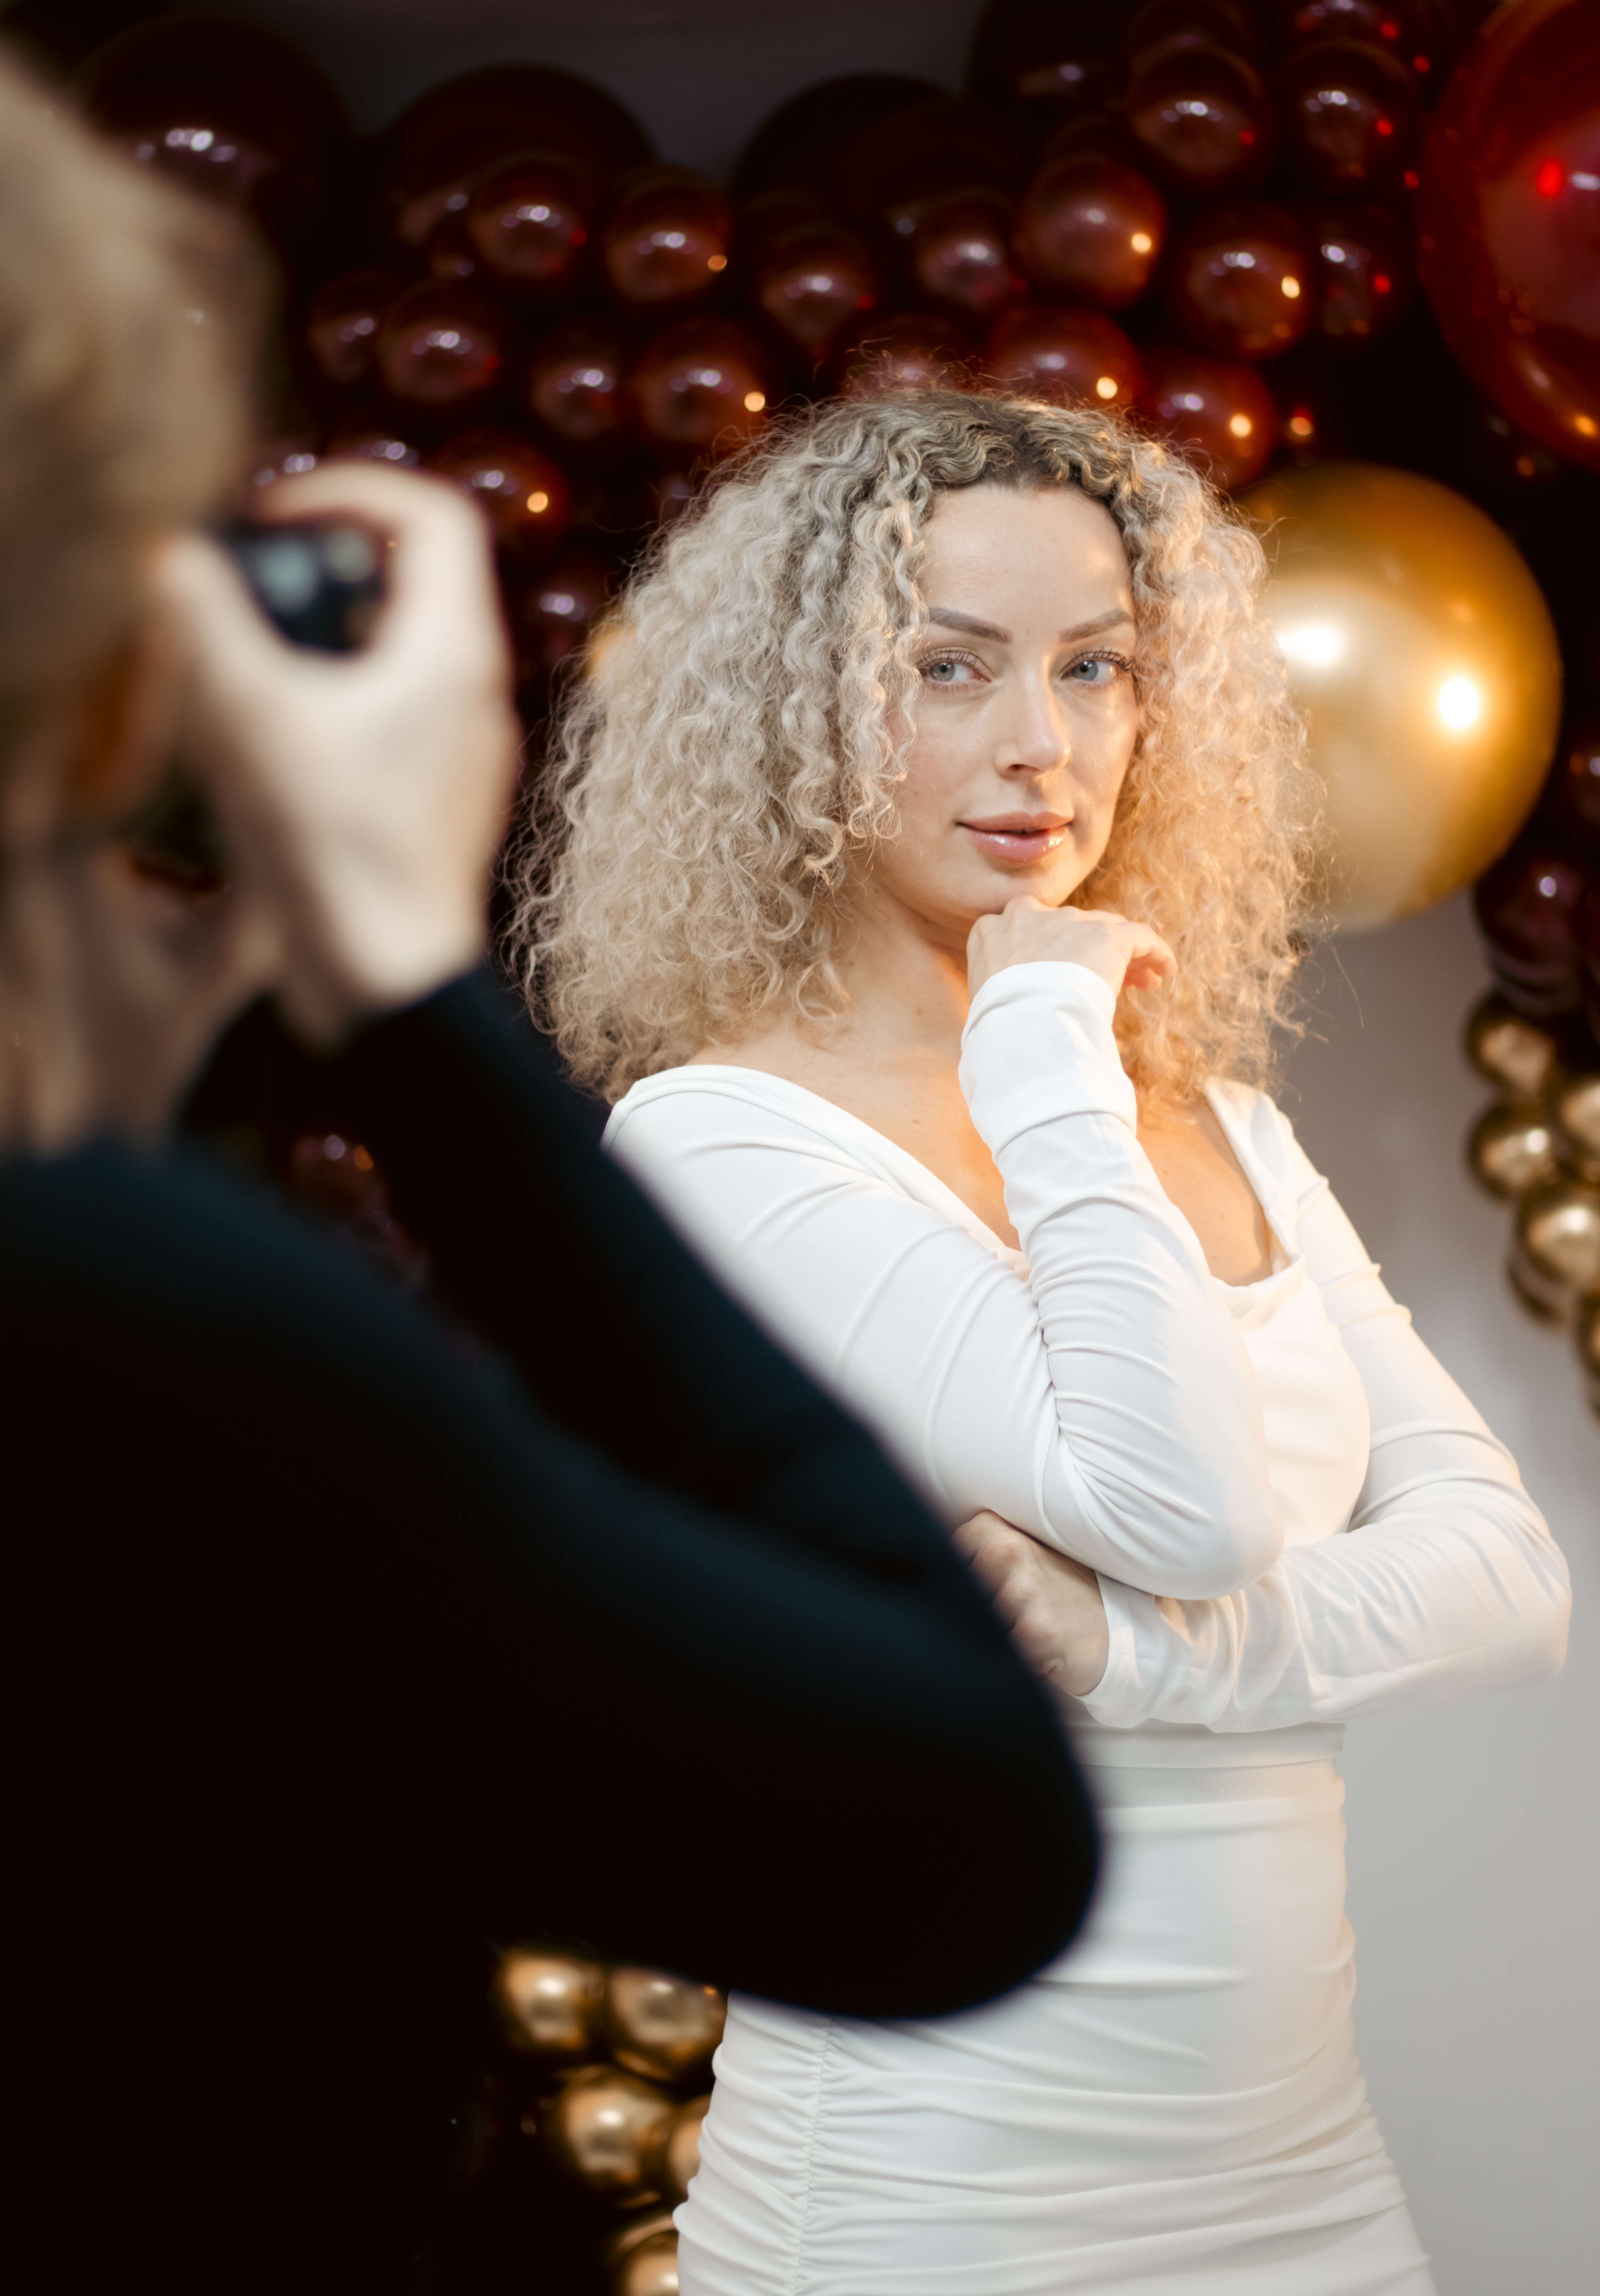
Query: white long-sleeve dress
604 961 1571 2296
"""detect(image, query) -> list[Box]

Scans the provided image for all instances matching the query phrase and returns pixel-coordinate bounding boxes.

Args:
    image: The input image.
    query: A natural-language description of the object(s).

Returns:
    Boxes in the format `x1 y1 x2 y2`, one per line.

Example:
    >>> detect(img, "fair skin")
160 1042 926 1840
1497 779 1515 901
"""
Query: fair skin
0 462 520 1154
692 484 1278 1697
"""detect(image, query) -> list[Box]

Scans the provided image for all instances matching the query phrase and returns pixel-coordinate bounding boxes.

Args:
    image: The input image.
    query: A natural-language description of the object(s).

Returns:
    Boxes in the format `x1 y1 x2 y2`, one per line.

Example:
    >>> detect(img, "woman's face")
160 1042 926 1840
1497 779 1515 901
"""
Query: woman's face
866 482 1140 941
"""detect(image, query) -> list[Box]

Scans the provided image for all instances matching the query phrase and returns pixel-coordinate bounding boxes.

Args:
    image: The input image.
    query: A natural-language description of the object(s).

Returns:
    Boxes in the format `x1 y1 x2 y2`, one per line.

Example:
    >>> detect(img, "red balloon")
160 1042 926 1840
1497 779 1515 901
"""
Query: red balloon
1278 39 1421 197
984 303 1144 411
754 220 880 359
1125 44 1275 196
468 154 594 299
431 426 572 560
425 214 481 284
1123 0 1259 66
1278 0 1452 100
1473 848 1595 1016
1140 342 1275 489
1014 155 1167 309
895 189 1021 326
1303 203 1414 350
305 270 404 394
510 549 613 687
631 320 772 457
966 3 1119 129
1266 359 1350 462
1165 203 1314 359
376 283 506 419
526 316 633 454
832 312 976 397
603 167 734 319
1417 0 1600 473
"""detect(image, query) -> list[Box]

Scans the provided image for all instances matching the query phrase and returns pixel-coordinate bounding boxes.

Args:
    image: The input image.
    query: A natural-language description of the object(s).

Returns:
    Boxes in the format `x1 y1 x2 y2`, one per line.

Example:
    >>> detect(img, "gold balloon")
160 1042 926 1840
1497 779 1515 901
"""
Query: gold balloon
1578 1295 1600 1418
612 2230 680 2296
649 2093 710 2203
1509 1176 1600 1322
542 2065 675 2196
1464 993 1560 1104
604 1969 726 2085
1240 465 1562 931
1468 1103 1558 1199
492 1949 605 2061
1548 1064 1600 1185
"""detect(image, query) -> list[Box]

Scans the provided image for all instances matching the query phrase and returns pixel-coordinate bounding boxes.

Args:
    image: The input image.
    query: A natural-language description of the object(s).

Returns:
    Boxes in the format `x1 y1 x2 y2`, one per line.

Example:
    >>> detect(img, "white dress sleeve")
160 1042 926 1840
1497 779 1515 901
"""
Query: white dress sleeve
606 961 1281 1600
1078 1115 1572 1731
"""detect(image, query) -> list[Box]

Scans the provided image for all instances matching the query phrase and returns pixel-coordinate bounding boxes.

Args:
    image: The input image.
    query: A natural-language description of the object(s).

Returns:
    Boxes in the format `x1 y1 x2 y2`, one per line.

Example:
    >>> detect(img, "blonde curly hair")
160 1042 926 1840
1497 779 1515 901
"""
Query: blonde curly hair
514 389 1316 1106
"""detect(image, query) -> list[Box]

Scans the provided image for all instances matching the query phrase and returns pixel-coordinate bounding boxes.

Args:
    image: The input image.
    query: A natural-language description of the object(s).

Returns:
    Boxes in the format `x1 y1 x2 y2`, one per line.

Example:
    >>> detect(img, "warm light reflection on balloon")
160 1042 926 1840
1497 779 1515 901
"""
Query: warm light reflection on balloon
1241 464 1563 931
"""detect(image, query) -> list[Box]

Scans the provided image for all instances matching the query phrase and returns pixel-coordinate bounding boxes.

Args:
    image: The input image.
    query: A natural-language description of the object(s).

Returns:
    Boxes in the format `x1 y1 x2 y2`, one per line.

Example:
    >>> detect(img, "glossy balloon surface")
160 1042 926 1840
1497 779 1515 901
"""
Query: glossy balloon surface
1472 848 1592 1015
1166 204 1313 359
511 550 613 687
1141 342 1275 489
984 302 1144 409
897 189 1020 325
1125 0 1259 65
431 427 572 559
1468 1101 1559 1199
527 316 633 451
651 2095 709 2204
376 282 506 415
1548 717 1600 857
1014 156 1167 308
306 270 404 393
631 320 771 455
1511 1176 1600 1320
543 2066 674 2195
1417 0 1600 473
1304 203 1414 351
755 220 879 358
603 168 734 317
1279 39 1421 196
1240 464 1563 931
1549 1062 1600 1182
1464 990 1561 1102
603 1968 727 2084
492 1949 604 2060
468 155 593 296
327 428 423 469
967 2 1118 127
1126 44 1275 196
613 2230 680 2296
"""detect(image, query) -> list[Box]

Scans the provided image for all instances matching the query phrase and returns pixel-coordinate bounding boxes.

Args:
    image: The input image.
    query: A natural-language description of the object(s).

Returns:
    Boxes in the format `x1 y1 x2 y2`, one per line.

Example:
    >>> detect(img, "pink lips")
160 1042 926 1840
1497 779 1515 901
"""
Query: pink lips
959 812 1070 864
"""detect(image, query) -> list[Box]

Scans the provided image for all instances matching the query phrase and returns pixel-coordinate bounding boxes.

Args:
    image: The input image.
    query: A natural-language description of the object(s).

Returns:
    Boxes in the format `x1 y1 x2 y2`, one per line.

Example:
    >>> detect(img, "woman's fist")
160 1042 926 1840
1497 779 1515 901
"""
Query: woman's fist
952 1509 1109 1701
968 895 1175 1002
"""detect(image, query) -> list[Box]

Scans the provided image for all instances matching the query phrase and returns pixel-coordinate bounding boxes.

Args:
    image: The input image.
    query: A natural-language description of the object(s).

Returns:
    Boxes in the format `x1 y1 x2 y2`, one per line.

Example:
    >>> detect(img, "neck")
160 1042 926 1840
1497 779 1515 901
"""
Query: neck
826 886 976 1076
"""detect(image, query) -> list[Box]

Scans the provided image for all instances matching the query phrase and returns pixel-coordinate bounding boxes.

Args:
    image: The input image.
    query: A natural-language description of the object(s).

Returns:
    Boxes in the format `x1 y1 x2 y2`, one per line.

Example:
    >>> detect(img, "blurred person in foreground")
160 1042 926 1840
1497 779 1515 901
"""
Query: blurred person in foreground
0 55 1098 2294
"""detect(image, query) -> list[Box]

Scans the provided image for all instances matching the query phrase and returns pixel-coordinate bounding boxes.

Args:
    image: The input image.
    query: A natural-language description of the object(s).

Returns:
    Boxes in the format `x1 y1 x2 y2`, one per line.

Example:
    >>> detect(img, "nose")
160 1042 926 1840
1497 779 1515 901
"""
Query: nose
997 668 1069 776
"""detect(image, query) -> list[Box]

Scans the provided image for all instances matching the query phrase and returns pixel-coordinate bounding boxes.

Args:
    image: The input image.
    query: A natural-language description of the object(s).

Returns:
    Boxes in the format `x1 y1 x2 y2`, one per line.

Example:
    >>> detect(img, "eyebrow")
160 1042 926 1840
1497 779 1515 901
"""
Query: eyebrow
927 606 1135 646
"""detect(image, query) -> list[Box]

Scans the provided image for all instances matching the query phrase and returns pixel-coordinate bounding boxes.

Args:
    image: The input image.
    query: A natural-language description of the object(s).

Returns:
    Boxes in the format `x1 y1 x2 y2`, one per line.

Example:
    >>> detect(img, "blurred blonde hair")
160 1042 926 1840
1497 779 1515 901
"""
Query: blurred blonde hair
0 45 256 762
517 389 1316 1105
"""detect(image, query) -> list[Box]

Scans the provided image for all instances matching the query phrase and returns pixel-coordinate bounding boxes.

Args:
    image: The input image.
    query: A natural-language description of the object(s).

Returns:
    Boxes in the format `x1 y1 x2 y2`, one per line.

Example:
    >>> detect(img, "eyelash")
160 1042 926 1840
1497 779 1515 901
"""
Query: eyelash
918 648 1136 686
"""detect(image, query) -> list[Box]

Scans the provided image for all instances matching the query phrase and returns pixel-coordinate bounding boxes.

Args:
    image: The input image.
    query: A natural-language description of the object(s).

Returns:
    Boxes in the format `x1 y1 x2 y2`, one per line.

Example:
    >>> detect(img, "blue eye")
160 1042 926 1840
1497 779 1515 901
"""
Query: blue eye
922 653 981 686
1067 651 1133 686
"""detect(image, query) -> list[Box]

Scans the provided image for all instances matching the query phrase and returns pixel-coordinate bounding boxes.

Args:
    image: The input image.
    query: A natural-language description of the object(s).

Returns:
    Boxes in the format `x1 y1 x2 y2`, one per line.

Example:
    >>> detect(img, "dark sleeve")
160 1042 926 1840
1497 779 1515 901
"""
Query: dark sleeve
1 1139 1096 2023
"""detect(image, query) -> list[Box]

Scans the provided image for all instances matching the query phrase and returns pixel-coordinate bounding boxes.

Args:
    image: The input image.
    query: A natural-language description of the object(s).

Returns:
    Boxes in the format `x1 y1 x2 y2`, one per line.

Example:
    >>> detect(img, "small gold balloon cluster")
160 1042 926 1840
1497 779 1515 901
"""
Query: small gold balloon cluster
1465 995 1600 1415
492 1945 726 2295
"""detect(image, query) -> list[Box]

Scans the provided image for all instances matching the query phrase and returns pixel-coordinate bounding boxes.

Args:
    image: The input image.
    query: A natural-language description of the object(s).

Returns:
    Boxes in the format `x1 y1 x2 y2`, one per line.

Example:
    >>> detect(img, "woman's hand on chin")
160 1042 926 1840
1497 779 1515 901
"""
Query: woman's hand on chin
967 895 1175 1003
953 1510 1109 1701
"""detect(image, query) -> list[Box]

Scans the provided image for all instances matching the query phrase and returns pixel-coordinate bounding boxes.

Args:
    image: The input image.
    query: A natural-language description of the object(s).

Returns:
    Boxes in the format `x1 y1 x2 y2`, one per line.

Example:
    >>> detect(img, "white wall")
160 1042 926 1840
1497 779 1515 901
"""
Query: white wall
1282 895 1596 2296
223 9 1598 2285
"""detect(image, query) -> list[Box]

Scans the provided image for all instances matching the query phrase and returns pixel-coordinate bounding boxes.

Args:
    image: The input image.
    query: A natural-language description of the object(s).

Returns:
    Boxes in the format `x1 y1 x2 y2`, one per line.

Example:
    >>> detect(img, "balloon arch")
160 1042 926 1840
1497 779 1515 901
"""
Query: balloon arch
20 0 1598 2275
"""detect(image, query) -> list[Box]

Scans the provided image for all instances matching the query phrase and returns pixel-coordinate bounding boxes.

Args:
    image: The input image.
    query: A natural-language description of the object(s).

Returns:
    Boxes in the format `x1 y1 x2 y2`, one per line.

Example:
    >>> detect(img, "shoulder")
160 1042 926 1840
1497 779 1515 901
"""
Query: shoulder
606 1064 884 1172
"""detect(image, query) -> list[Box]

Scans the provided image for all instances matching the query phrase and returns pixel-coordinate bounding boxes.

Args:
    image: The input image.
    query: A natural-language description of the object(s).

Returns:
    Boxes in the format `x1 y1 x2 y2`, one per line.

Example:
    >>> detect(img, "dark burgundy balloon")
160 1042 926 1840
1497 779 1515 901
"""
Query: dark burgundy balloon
376 282 507 417
305 270 404 394
1279 39 1421 196
1140 342 1276 489
842 98 1029 223
631 320 772 457
526 316 633 453
984 302 1145 410
603 167 733 319
1124 0 1260 66
1548 719 1600 859
1473 847 1594 1015
511 549 613 687
733 76 941 203
327 428 423 469
1015 154 1167 308
1578 878 1600 1046
832 312 976 397
966 2 1119 128
1279 0 1451 98
1126 44 1276 196
1304 203 1414 350
1165 203 1314 359
425 213 481 284
1417 0 1600 474
755 221 880 359
246 437 320 493
431 427 572 561
78 17 348 243
1267 359 1350 460
895 188 1021 326
468 154 594 298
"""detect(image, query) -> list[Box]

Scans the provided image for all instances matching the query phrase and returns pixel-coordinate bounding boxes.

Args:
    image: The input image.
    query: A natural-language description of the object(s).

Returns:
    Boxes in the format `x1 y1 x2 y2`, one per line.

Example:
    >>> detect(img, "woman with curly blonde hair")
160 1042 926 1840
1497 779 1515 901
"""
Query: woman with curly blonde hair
517 391 1567 2293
